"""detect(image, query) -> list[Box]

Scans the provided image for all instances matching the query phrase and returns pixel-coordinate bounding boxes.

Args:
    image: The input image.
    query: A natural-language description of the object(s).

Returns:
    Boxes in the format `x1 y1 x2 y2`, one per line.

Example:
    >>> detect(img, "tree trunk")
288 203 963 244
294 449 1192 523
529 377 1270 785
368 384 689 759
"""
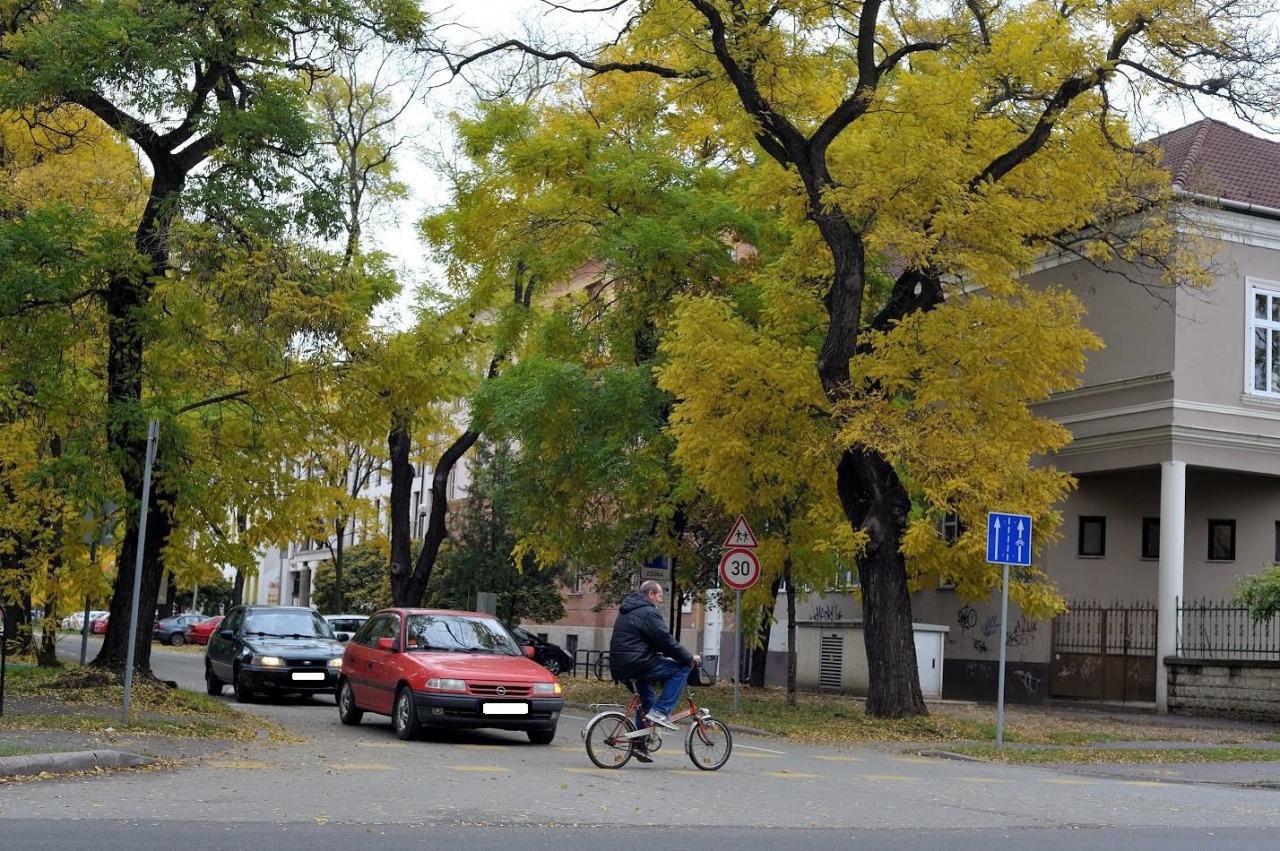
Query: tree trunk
840 451 927 717
785 555 797 706
747 575 782 688
92 481 173 675
387 411 413 606
398 429 480 606
332 524 346 613
94 166 185 678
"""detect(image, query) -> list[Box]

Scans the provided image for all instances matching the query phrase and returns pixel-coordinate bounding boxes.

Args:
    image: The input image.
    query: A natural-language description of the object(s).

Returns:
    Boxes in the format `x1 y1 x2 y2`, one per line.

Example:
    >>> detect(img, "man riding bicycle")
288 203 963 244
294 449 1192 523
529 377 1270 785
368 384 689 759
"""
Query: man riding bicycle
609 580 700 762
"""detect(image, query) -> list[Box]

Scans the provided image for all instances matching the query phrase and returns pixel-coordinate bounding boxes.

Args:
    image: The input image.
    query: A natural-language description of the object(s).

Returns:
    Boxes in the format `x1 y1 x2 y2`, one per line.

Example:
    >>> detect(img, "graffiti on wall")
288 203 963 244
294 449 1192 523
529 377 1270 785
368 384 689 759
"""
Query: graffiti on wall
810 602 845 623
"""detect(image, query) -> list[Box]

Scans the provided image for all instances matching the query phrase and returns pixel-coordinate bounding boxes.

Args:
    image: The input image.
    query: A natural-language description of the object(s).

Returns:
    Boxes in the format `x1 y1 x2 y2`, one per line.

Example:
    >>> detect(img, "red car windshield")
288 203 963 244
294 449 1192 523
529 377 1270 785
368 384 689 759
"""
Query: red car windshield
405 614 520 655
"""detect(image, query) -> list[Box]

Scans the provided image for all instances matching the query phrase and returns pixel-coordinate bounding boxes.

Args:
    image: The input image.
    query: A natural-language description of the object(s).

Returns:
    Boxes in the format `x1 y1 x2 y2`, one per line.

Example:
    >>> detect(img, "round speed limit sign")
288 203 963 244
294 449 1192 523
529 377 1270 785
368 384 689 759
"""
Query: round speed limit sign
718 547 761 590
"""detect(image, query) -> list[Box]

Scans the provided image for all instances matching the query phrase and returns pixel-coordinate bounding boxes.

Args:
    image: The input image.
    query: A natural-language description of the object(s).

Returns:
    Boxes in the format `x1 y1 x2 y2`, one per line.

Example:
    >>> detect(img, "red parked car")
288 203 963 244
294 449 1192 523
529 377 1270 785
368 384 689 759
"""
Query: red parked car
90 613 110 634
336 608 563 744
185 614 224 646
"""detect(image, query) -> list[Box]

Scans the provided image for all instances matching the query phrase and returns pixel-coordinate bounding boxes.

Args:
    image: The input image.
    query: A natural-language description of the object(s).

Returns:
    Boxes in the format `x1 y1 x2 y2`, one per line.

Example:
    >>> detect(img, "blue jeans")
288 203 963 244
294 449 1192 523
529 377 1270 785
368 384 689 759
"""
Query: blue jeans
633 657 692 726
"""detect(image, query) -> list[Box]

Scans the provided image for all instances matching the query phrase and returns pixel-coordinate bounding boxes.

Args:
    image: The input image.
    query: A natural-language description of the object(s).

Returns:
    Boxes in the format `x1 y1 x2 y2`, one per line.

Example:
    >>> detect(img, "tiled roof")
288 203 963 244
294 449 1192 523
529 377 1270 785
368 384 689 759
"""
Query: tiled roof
1149 119 1280 210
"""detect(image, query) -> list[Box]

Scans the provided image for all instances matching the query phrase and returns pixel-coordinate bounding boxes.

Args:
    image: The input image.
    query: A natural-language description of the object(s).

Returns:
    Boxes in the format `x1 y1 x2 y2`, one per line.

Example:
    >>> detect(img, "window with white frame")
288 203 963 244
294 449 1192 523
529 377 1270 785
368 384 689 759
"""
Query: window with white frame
1249 281 1280 397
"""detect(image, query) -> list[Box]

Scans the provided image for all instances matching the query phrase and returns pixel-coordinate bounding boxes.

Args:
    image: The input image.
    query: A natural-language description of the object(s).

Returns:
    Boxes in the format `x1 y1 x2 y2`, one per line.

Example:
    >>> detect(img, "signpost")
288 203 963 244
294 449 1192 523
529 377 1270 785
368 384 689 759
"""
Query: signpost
719 516 760 712
123 420 160 726
986 511 1033 749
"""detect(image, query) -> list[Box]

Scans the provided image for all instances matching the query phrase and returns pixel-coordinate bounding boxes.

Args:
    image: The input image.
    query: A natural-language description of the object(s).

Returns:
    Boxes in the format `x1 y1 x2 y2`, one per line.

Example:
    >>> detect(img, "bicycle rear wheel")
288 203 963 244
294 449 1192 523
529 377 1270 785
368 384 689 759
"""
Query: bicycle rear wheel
584 711 637 769
686 715 732 770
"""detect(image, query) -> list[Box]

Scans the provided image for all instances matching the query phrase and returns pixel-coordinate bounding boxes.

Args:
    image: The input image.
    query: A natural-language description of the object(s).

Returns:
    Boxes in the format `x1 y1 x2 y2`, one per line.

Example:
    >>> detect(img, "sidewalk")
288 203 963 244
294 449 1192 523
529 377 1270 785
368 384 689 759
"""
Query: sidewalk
0 693 250 779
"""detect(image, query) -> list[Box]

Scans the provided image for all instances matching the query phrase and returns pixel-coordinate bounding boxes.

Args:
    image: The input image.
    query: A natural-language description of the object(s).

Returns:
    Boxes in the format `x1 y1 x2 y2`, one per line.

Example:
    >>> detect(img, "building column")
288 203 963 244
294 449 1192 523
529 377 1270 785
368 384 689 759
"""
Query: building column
1156 460 1186 713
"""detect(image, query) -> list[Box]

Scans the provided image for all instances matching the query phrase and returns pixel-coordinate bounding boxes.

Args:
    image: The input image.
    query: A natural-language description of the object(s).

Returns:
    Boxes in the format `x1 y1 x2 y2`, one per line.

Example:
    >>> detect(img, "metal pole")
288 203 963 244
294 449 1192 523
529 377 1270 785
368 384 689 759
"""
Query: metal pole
996 562 1010 749
733 588 742 713
123 420 159 725
80 584 92 665
1 611 7 717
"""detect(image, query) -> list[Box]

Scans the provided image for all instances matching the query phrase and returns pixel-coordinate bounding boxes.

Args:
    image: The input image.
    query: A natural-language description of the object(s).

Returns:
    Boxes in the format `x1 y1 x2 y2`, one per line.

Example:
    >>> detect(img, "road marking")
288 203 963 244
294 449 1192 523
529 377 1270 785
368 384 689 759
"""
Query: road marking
1040 778 1093 785
894 756 934 765
328 763 394 771
761 771 822 779
204 760 272 769
448 765 512 772
730 751 781 759
813 755 862 762
861 774 913 782
360 742 408 749
956 777 1014 784
737 744 787 755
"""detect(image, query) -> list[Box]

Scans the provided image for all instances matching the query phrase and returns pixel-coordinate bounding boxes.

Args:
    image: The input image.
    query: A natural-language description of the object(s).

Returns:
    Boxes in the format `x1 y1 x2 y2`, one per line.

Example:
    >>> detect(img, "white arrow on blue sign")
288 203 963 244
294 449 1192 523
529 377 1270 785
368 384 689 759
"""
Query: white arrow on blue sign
986 512 1033 566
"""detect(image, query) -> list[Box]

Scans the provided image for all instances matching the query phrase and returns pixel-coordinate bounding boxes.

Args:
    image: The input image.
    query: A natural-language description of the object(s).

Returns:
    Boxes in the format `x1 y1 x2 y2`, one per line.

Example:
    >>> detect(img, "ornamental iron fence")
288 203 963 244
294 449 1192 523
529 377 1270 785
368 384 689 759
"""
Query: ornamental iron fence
1177 599 1280 660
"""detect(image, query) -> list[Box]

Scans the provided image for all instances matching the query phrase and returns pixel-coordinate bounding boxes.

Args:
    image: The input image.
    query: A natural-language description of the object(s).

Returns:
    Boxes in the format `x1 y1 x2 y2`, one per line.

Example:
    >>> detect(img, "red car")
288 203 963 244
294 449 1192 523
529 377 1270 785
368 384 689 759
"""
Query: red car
337 608 563 744
185 614 224 646
90 613 110 634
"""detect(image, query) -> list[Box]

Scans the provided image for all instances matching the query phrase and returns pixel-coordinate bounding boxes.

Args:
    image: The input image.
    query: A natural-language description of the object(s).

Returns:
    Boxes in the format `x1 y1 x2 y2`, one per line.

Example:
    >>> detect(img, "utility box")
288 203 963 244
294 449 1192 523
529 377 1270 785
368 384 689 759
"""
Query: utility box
795 621 949 697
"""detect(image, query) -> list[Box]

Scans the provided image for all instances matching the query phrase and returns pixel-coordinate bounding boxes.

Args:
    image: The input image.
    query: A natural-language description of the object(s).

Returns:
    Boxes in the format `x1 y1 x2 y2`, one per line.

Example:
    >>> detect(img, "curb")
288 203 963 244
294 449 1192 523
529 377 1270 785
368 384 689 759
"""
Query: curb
0 750 155 778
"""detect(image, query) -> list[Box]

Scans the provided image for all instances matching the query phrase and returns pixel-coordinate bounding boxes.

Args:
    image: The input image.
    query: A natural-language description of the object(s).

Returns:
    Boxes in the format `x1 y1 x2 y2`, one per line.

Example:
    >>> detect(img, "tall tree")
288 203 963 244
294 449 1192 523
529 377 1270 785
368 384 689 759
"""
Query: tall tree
445 0 1280 716
0 0 428 675
425 81 770 596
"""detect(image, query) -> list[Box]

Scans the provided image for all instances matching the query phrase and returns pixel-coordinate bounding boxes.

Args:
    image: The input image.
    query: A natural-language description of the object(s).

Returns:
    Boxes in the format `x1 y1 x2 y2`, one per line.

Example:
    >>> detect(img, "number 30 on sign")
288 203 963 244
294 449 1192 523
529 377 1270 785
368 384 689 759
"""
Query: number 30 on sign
718 547 761 590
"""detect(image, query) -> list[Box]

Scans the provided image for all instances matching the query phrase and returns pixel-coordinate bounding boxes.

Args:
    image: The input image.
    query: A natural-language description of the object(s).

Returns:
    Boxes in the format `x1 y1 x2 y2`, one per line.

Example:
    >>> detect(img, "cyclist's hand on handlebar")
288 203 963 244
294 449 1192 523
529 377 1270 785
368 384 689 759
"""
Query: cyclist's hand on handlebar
692 654 701 667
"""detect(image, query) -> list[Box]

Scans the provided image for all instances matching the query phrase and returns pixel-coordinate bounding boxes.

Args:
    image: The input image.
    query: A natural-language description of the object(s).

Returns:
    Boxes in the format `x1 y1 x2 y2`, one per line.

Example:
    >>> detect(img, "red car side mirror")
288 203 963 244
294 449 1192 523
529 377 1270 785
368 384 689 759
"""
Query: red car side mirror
523 645 536 659
376 636 395 652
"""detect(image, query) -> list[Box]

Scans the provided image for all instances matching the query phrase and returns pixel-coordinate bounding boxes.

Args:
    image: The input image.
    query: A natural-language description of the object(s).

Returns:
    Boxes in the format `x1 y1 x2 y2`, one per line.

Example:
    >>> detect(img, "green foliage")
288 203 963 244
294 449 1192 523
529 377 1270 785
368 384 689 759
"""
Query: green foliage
427 439 567 624
311 543 393 615
169 573 234 616
1232 565 1280 624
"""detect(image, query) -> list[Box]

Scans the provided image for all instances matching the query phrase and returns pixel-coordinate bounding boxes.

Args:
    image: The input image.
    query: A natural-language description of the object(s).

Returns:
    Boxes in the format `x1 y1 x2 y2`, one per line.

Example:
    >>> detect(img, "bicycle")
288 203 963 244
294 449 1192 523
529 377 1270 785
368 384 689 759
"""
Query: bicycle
581 679 733 770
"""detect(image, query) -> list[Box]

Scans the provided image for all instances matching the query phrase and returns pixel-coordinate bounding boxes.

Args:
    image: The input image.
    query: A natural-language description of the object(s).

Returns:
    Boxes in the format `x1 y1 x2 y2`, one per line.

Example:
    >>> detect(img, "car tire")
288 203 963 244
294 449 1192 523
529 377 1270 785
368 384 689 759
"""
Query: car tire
337 680 364 725
543 657 563 675
527 725 557 745
393 686 422 741
205 663 224 696
233 666 256 703
169 632 185 647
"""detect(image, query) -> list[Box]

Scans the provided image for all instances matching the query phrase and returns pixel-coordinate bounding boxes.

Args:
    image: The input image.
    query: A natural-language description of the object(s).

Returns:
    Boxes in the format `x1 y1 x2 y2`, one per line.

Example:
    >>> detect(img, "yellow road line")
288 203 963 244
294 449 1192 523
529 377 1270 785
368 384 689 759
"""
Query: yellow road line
956 777 1014 784
1040 778 1093 785
761 771 822 779
813 755 862 762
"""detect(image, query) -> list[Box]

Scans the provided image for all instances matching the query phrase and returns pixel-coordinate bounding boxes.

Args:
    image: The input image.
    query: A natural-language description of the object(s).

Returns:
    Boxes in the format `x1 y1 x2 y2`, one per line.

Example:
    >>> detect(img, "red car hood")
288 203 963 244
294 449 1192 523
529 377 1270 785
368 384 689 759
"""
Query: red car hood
401 652 554 682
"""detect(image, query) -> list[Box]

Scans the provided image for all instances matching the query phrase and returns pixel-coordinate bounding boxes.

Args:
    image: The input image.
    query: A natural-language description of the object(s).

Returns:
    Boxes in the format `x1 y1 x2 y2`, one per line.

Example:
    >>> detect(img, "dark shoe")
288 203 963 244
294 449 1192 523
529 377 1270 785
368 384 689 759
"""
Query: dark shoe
632 746 653 764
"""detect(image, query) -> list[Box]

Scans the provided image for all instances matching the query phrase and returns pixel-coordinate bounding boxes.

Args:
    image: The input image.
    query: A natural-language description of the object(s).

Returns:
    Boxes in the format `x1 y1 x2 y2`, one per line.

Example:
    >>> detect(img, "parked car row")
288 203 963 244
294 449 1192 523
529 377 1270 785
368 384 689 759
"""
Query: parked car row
202 605 565 746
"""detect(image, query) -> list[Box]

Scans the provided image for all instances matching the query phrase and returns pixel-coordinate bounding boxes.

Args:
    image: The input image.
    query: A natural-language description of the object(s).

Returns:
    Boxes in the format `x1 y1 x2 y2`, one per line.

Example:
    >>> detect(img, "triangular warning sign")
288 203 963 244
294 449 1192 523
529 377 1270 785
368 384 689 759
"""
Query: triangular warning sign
722 515 758 549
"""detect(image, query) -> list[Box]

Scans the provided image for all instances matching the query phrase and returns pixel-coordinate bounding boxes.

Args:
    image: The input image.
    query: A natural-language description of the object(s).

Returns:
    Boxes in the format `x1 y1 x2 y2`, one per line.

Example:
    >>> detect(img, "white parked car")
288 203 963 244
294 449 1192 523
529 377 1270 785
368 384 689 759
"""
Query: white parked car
323 614 368 640
60 610 109 631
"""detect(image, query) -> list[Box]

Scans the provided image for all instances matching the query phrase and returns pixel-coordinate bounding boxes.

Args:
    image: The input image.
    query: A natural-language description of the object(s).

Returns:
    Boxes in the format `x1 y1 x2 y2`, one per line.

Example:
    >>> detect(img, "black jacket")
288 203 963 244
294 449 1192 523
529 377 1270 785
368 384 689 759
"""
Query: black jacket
609 592 693 679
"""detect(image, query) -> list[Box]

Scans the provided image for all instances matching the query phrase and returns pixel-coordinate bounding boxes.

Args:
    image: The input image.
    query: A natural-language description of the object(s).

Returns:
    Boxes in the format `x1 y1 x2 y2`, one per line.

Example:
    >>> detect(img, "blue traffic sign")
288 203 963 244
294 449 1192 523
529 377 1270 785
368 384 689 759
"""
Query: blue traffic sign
986 512 1033 566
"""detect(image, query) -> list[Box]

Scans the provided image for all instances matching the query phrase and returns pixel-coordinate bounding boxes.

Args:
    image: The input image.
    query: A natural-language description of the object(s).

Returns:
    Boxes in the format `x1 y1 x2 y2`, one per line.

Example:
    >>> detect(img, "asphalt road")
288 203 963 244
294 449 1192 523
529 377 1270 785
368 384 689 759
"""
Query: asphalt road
2 635 1277 849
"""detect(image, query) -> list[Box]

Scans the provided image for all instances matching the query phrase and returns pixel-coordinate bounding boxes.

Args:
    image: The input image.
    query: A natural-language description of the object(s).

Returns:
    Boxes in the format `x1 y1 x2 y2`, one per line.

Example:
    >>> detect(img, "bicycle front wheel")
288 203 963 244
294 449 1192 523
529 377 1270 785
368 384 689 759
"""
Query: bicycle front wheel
686 715 732 771
584 711 636 769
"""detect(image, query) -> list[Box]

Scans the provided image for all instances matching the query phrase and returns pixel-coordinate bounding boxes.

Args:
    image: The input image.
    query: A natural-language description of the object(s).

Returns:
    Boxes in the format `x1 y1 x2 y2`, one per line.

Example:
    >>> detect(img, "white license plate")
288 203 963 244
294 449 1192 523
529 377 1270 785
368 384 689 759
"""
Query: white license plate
291 671 326 681
482 702 528 715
